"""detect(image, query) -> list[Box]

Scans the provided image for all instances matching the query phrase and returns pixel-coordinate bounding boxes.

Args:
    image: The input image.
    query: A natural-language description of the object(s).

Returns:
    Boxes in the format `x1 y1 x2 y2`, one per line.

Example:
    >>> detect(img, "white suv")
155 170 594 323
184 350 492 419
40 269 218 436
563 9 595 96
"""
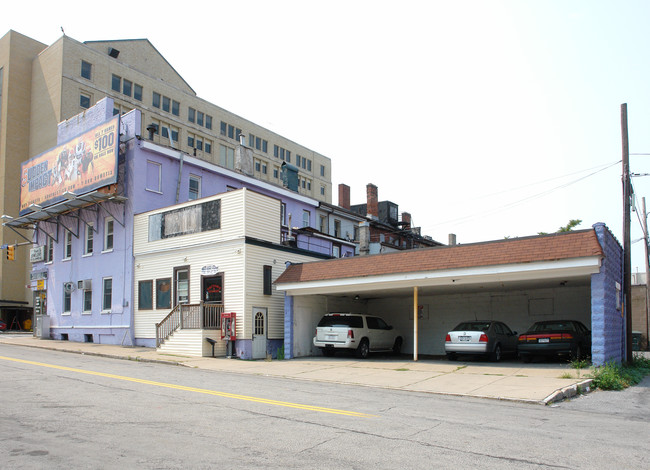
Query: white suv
313 313 403 359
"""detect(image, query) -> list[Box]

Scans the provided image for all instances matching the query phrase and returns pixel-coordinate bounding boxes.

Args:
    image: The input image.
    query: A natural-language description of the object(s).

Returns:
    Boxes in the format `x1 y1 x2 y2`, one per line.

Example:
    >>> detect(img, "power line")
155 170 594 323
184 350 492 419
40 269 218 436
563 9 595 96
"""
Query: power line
424 160 620 230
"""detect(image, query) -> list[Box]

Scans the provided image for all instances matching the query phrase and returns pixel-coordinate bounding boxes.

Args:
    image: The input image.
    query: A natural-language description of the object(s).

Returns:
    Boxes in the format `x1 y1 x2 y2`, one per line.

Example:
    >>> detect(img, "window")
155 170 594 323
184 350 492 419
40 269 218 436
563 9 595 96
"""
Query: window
152 92 161 108
273 168 279 179
146 161 162 193
162 96 170 112
111 74 121 92
274 145 291 161
220 121 227 136
83 287 92 313
81 60 92 80
195 139 203 151
102 278 112 312
281 203 286 226
172 100 180 116
320 165 325 177
205 115 212 130
320 186 325 196
122 79 132 97
189 175 201 200
148 199 221 241
255 161 261 172
262 164 267 175
134 84 143 101
189 107 196 123
205 141 212 154
156 278 172 309
220 145 235 169
63 286 71 313
196 111 204 126
302 210 310 227
263 265 273 295
84 222 94 255
64 230 72 259
138 280 153 310
104 217 114 252
187 135 195 148
333 245 340 258
334 220 341 238
80 93 91 109
45 236 54 263
320 215 327 233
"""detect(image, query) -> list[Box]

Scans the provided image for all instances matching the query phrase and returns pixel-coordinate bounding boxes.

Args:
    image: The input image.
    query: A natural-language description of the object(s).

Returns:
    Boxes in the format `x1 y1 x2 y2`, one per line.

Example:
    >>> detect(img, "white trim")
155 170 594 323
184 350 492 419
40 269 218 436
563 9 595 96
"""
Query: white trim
49 325 130 329
276 257 603 295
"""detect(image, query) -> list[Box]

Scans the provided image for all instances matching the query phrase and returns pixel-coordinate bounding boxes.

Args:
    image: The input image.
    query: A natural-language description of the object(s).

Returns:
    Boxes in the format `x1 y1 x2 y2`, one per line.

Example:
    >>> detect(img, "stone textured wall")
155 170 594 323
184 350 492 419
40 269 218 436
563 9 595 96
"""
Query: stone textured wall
591 223 624 365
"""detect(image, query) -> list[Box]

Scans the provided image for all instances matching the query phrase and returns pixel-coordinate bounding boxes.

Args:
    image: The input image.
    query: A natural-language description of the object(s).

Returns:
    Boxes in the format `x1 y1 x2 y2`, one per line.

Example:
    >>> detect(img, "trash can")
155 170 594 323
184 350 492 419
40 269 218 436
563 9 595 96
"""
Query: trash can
632 331 642 351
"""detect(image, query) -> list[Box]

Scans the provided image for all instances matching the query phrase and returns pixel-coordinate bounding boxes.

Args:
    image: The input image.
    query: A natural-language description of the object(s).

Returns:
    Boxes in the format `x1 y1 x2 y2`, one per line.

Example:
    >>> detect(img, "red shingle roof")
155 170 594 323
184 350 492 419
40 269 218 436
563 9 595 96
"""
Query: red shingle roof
275 229 603 284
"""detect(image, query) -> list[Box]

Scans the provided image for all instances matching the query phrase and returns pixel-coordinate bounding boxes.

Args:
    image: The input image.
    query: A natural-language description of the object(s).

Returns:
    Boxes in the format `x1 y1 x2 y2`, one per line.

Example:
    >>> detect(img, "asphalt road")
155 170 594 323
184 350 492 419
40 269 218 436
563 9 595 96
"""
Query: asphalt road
0 344 648 469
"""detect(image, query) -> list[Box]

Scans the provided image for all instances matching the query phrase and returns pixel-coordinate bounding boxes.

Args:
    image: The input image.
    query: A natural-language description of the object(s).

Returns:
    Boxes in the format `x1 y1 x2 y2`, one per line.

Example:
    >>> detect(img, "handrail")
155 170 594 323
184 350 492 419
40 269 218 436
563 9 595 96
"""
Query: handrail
155 303 223 347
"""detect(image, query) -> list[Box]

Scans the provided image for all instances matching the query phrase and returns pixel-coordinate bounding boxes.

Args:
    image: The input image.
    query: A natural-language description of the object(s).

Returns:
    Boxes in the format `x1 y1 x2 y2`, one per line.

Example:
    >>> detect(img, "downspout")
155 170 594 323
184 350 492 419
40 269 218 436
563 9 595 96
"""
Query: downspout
175 151 184 204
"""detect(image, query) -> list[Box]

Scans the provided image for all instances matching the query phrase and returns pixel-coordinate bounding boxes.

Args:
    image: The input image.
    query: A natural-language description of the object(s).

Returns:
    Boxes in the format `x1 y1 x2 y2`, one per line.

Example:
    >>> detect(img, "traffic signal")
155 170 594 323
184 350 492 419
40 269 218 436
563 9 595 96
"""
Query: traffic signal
6 245 15 261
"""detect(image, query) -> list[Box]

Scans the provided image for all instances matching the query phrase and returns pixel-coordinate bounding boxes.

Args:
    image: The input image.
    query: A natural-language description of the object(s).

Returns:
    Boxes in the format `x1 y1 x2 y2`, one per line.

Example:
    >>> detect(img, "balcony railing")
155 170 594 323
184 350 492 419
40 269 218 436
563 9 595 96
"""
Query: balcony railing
156 302 223 347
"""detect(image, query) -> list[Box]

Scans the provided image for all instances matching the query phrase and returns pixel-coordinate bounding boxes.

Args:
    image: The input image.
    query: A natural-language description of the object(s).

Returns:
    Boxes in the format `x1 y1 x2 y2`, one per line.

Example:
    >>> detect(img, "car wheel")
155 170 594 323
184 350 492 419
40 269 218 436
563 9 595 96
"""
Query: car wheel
490 344 502 362
520 353 532 363
446 353 457 361
356 338 369 359
321 348 335 357
392 337 403 355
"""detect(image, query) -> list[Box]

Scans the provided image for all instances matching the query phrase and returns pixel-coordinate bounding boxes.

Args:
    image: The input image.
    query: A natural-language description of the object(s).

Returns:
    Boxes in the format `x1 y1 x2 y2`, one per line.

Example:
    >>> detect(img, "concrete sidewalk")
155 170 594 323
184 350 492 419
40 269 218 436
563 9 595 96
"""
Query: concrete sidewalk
0 333 594 405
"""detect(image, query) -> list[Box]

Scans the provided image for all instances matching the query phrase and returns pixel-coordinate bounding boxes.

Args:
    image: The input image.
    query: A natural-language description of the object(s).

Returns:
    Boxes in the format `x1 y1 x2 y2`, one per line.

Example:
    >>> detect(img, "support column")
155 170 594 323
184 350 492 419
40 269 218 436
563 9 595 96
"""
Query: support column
413 286 419 361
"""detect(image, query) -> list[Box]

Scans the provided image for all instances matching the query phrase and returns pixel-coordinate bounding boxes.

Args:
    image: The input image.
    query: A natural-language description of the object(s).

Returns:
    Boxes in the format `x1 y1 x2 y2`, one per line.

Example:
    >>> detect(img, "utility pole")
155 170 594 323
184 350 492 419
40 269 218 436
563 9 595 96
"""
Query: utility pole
621 103 633 363
642 197 650 351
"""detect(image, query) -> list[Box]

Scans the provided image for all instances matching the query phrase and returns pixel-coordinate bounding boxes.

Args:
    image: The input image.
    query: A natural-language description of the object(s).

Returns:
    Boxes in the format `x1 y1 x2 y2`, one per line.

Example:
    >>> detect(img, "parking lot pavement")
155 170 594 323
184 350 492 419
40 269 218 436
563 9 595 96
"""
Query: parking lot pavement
0 333 593 404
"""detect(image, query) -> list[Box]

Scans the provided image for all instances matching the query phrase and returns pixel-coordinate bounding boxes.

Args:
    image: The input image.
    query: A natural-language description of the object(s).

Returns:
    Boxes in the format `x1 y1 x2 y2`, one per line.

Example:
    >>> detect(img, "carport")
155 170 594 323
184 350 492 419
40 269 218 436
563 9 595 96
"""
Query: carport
275 223 624 365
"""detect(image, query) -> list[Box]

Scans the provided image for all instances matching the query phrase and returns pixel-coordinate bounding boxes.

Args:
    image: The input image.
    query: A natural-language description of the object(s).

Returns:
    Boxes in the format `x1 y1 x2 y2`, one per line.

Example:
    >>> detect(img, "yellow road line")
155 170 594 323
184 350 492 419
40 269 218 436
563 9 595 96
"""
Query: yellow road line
0 355 376 418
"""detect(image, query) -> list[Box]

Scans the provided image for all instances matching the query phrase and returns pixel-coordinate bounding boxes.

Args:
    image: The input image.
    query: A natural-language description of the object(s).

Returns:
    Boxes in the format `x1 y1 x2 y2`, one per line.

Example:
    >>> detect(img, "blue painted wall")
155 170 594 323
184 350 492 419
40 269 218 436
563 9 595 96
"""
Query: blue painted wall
591 222 624 365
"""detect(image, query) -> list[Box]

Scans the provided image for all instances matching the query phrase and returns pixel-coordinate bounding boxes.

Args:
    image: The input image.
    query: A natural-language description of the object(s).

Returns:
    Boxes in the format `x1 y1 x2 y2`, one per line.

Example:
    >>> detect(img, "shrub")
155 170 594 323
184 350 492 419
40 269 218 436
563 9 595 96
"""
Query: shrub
590 355 650 391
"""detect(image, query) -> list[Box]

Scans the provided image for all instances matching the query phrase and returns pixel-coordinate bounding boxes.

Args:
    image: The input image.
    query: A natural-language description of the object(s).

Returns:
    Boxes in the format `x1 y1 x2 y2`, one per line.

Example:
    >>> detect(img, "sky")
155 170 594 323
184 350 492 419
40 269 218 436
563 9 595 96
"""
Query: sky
4 0 650 272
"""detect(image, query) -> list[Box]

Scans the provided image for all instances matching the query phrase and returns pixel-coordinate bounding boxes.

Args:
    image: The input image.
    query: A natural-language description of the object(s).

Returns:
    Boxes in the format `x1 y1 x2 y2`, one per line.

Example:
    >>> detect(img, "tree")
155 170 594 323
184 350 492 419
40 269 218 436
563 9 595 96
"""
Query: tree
538 219 582 236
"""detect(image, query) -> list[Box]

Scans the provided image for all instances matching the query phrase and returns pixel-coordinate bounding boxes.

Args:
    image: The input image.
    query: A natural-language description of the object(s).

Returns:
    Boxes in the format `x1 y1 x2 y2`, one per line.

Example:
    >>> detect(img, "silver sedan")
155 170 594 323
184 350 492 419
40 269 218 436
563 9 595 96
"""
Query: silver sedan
444 320 518 362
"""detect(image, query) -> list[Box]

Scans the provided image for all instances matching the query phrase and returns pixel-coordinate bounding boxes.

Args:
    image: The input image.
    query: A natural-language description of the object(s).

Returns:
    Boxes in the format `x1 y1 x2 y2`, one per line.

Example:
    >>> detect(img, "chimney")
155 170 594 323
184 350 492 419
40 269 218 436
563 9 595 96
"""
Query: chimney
338 184 350 210
366 183 378 219
401 212 411 231
358 221 370 256
448 233 457 246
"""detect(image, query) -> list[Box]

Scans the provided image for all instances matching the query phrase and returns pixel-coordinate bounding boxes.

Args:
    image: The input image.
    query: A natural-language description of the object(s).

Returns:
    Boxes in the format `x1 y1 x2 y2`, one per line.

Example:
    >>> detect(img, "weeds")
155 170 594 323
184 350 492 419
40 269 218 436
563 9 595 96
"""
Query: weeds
590 354 650 391
276 345 285 360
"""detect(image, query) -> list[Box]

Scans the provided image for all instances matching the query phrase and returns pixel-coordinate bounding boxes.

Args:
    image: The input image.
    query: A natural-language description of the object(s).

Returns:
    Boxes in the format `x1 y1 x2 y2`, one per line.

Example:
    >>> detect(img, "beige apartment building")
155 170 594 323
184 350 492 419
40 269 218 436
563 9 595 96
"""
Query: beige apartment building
0 30 332 313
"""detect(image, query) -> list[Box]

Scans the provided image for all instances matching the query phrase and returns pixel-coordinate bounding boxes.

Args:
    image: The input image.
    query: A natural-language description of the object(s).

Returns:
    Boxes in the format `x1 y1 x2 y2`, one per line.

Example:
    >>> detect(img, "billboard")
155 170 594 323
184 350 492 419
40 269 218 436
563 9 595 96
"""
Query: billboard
20 115 120 215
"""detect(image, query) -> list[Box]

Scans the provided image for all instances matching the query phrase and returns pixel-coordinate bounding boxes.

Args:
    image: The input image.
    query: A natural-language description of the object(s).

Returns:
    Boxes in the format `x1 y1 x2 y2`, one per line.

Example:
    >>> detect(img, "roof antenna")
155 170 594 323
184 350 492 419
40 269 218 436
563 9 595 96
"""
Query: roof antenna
61 27 65 35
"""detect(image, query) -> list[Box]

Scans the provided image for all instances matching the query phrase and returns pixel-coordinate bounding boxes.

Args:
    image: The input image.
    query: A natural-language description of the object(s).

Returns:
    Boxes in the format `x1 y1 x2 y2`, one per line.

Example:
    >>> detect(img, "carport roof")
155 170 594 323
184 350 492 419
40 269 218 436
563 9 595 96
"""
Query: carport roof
275 229 603 285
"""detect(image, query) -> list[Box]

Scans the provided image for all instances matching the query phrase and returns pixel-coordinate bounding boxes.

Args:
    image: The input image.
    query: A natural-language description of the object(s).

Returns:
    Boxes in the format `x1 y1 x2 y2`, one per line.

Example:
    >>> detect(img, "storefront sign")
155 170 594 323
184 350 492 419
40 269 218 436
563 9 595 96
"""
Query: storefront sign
201 265 219 275
30 270 48 281
30 246 45 263
19 115 120 215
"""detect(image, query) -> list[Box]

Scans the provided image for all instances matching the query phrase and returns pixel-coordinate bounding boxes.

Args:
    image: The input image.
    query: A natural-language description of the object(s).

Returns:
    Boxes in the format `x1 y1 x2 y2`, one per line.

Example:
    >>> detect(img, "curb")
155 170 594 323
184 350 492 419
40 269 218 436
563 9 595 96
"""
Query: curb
543 379 594 405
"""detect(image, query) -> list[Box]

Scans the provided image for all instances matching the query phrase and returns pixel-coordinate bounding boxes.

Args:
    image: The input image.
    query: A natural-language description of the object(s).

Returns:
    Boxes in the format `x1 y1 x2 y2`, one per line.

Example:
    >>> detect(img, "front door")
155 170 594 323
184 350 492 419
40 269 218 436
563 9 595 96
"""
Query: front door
252 307 267 359
174 267 190 306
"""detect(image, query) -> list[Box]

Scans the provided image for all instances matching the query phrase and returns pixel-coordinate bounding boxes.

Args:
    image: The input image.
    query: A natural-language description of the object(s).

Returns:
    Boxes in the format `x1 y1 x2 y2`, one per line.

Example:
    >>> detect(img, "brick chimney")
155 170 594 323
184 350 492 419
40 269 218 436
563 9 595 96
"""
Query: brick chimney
338 184 350 210
366 183 378 219
401 212 411 231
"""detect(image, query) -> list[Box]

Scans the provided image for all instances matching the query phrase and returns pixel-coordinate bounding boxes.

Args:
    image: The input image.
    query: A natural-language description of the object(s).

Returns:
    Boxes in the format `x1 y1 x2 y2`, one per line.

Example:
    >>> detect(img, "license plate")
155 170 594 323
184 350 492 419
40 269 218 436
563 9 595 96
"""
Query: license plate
327 335 337 340
538 338 550 343
459 336 471 342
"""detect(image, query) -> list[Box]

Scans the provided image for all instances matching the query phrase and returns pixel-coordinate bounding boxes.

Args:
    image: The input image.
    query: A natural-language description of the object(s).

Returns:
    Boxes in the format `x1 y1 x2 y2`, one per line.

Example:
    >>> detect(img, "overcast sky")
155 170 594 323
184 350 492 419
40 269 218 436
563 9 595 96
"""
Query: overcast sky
4 0 650 271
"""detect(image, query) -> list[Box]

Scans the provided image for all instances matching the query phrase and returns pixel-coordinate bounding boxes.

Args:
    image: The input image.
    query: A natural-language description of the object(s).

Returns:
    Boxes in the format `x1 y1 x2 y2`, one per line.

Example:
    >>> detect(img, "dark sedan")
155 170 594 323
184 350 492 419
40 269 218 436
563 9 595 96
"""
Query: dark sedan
518 320 591 362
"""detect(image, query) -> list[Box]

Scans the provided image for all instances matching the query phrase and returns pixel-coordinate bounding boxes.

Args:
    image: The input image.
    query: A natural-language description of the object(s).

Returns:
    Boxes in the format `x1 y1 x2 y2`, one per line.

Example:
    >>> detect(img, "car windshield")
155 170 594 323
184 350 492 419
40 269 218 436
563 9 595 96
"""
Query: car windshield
317 315 364 328
529 322 576 332
453 322 491 332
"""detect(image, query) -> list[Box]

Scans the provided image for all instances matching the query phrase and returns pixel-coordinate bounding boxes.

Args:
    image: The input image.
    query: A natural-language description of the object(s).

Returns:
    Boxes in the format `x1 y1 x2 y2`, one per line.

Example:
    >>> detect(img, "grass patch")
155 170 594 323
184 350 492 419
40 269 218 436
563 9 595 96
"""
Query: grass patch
394 368 410 372
590 354 650 391
483 373 505 376
455 365 467 371
559 372 575 379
